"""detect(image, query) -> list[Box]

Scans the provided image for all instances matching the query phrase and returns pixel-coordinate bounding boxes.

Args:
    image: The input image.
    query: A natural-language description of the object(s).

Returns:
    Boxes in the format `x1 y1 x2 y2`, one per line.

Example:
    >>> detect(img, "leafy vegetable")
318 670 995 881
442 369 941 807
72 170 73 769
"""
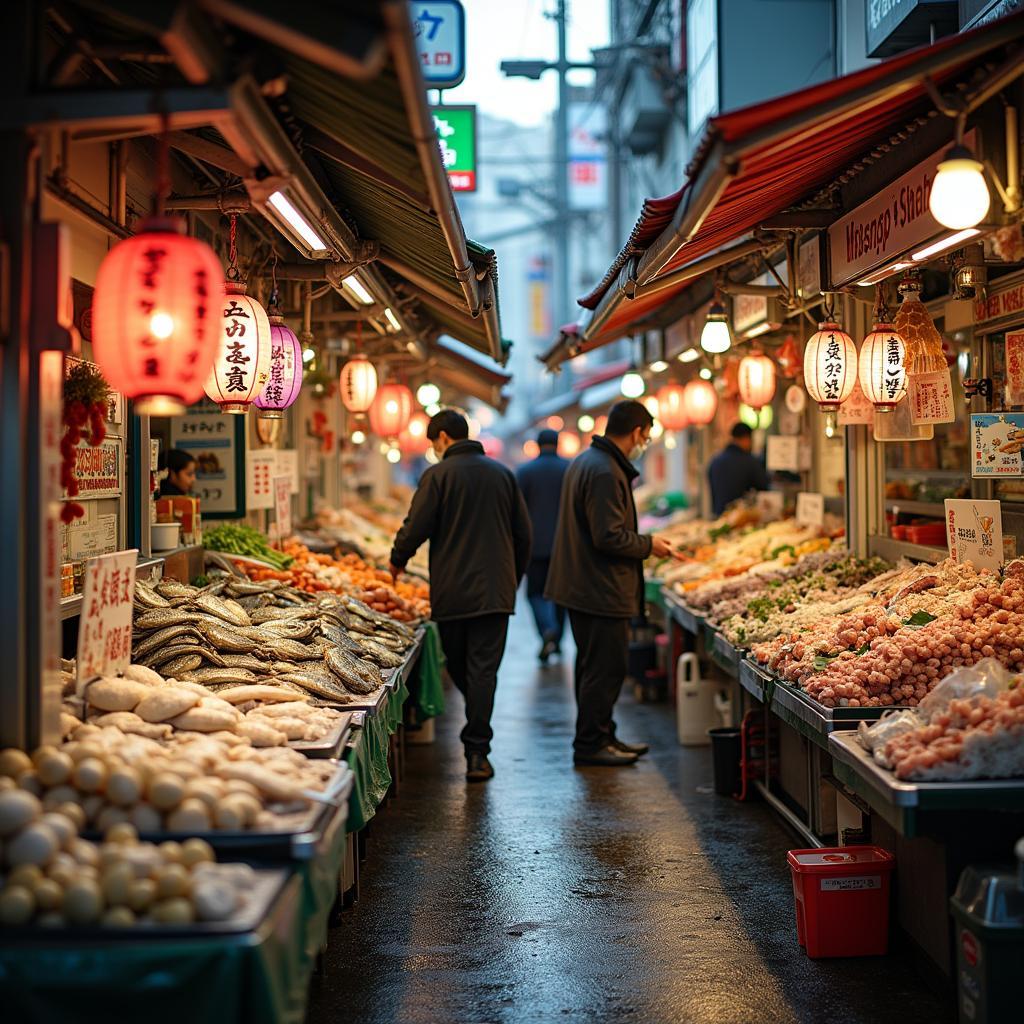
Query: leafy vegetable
770 544 796 560
709 524 733 542
204 523 293 569
903 610 938 627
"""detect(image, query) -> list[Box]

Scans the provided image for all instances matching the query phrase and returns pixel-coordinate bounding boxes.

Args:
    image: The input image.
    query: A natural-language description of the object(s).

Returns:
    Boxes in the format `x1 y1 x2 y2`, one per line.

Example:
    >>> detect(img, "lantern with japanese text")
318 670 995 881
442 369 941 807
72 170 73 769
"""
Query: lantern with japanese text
655 383 689 431
858 320 908 411
682 379 718 425
803 320 857 434
92 218 225 416
253 315 302 419
738 352 776 410
369 383 414 438
203 282 272 413
339 354 378 414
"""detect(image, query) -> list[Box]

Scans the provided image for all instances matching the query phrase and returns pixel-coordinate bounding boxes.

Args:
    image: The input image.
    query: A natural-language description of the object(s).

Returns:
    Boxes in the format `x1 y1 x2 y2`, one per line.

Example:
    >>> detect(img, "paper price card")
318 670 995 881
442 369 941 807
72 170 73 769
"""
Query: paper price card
756 491 784 522
796 492 825 527
766 435 800 472
910 369 956 425
273 475 292 541
971 413 1024 477
76 549 138 683
945 499 1002 573
1006 333 1024 406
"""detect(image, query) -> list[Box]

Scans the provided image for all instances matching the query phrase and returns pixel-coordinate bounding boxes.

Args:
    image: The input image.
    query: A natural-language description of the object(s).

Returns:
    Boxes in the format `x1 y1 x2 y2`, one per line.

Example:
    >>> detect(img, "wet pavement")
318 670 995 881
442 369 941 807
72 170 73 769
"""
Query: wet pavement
308 606 954 1024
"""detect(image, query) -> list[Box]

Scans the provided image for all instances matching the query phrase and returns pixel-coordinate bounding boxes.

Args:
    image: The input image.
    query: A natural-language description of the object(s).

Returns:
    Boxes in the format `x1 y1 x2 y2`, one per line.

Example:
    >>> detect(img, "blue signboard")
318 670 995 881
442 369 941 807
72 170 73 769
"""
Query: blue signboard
410 2 467 89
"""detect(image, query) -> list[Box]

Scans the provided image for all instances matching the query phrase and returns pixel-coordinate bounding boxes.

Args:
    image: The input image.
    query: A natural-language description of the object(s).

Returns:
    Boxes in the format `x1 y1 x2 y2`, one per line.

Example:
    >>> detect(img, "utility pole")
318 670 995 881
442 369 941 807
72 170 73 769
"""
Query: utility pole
501 1 594 334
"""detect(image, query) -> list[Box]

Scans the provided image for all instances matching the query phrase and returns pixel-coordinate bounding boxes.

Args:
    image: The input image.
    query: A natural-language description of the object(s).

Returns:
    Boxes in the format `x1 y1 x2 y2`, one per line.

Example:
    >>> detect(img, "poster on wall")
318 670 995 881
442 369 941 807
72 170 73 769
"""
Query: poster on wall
63 437 123 501
971 413 1024 477
945 499 1002 573
170 400 246 518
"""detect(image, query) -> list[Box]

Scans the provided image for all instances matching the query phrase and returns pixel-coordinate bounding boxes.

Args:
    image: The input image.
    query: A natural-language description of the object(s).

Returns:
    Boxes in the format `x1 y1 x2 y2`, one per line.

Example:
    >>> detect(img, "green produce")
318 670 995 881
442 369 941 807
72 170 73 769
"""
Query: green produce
203 524 293 570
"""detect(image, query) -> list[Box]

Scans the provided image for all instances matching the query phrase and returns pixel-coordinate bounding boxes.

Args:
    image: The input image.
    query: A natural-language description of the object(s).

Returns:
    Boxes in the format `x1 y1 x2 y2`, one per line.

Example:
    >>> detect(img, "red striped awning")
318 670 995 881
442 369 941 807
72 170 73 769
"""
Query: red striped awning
558 10 1024 365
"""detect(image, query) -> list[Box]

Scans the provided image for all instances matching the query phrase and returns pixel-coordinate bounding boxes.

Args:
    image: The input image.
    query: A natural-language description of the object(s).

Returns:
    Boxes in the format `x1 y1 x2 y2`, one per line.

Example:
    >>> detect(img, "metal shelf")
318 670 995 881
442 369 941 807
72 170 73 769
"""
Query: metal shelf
868 534 946 564
885 500 946 517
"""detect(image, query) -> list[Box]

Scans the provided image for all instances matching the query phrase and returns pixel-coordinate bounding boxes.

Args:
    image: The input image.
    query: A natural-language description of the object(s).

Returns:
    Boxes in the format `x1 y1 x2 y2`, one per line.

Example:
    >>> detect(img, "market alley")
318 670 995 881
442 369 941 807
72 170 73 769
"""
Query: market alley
308 607 953 1024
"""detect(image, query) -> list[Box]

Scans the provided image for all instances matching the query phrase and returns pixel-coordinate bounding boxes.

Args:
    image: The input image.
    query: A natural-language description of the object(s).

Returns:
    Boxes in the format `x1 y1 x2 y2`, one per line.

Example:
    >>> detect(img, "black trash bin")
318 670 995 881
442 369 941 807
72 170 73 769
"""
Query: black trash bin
709 727 742 797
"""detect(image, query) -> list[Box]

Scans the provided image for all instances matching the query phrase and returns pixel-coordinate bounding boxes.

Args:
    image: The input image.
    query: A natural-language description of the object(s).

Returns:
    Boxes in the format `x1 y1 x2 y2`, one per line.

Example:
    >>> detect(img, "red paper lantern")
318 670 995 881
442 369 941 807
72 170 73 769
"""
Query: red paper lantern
682 379 718 425
253 317 302 419
655 383 689 431
204 282 272 413
400 412 431 455
339 354 378 413
92 218 225 416
738 353 777 410
369 383 414 438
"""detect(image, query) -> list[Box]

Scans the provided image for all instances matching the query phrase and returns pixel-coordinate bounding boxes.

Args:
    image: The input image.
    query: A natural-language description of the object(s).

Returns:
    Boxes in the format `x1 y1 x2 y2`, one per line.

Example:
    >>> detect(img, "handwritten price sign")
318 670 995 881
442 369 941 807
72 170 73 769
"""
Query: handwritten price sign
76 549 138 683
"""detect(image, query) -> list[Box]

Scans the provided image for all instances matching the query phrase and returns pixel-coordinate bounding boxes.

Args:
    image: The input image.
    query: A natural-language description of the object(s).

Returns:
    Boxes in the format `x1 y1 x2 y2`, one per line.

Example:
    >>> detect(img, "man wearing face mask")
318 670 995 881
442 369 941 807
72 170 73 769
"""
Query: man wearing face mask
389 409 532 782
545 400 675 767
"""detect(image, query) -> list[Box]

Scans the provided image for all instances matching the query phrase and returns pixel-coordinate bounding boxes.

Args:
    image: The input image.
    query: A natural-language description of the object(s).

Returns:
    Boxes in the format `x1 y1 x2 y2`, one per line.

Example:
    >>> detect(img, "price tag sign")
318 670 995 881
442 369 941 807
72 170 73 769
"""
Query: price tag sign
945 499 1002 572
756 491 784 522
796 492 825 527
910 369 956 425
273 475 292 541
766 435 800 472
76 550 138 683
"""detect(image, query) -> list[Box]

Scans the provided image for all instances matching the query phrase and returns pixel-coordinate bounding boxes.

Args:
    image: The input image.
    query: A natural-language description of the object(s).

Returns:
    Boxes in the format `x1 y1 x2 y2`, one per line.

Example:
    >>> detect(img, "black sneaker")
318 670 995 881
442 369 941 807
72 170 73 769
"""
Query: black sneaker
611 737 649 756
573 744 639 767
466 752 495 781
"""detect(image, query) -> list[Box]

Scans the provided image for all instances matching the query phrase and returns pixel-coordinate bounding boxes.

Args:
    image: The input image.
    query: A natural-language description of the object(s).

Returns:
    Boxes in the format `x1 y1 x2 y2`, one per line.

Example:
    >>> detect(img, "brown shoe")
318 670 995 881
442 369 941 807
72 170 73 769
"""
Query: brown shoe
466 752 495 781
573 744 639 767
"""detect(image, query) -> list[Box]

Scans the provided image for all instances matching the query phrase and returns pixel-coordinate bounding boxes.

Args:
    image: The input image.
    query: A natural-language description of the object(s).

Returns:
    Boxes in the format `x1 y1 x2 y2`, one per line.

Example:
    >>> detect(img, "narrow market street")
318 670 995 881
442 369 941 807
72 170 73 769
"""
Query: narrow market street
309 606 953 1024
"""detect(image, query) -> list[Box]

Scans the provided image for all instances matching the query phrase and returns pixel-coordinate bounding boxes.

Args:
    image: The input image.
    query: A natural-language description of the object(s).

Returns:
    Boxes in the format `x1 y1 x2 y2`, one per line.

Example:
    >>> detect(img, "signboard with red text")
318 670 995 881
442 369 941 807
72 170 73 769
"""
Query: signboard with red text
76 550 137 683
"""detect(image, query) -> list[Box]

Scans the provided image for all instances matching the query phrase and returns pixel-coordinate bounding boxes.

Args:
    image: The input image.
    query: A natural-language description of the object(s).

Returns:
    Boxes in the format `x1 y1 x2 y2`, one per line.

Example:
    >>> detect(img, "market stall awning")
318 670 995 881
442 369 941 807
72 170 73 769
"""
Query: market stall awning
546 9 1024 368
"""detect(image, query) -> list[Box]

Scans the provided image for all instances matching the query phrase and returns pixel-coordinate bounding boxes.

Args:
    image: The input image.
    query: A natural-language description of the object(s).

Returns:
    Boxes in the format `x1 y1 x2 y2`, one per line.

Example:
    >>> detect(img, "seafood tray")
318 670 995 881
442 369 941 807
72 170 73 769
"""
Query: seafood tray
84 763 353 863
0 870 293 943
343 684 390 716
290 711 353 759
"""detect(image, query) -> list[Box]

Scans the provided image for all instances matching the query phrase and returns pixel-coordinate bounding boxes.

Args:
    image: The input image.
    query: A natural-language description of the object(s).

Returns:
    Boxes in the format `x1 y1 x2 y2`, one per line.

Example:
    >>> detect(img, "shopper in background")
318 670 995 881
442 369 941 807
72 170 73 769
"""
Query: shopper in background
516 428 570 664
157 449 197 498
707 423 770 516
390 409 532 782
546 400 675 767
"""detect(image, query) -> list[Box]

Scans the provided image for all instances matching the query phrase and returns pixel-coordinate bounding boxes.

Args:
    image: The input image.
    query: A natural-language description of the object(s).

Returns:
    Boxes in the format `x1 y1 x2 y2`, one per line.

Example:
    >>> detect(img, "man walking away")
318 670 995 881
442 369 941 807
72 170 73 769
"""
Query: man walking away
390 409 532 782
707 422 770 516
516 428 570 663
545 400 675 767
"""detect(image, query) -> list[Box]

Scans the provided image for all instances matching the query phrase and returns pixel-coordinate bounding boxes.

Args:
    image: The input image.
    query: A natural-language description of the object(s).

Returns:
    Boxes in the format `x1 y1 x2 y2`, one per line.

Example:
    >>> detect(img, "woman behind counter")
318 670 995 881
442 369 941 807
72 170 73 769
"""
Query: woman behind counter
157 449 197 498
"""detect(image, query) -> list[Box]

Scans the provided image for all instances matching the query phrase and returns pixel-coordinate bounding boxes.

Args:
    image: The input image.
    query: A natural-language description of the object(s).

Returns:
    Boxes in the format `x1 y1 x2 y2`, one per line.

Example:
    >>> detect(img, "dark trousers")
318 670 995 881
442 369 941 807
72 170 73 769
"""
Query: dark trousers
437 613 510 756
525 558 565 645
568 609 629 755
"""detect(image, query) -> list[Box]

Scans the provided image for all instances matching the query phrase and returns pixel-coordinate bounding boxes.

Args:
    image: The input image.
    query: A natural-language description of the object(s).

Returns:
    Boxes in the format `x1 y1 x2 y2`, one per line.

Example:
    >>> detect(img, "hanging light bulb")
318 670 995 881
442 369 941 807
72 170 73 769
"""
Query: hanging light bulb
655 383 689 431
416 382 441 407
621 371 646 398
351 430 366 445
803 318 858 436
682 379 718 425
340 353 378 414
737 352 777 410
859 319 908 411
929 144 990 230
700 298 731 354
386 446 402 464
577 414 595 433
699 367 713 380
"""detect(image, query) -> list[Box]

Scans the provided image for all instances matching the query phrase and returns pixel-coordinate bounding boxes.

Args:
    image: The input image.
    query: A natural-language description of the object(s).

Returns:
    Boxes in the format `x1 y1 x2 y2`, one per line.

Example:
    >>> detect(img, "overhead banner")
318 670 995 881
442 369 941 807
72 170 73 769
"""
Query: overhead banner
431 105 476 191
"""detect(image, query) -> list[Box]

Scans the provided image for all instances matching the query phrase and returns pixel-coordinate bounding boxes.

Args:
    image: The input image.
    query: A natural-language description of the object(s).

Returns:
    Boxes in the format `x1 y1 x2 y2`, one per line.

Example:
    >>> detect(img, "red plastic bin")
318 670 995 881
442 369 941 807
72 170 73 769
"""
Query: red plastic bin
787 846 895 958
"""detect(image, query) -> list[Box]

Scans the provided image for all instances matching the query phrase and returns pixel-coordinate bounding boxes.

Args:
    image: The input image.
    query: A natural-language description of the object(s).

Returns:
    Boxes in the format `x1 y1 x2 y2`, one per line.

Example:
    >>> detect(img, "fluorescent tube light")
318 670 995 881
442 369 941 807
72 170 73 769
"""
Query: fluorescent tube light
267 191 327 251
343 275 374 305
383 307 401 332
911 229 981 262
677 348 700 363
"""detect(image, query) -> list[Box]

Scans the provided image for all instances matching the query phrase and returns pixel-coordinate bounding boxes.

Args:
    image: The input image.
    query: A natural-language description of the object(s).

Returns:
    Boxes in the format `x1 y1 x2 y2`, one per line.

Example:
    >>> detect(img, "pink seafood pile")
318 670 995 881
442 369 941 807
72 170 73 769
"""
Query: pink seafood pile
883 684 1024 780
753 566 1024 708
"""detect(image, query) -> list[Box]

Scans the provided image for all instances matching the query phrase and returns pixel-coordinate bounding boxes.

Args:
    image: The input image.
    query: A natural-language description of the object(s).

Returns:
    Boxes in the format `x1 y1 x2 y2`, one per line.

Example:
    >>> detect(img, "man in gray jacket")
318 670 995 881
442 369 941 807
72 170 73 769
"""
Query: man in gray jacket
545 400 674 766
390 409 532 781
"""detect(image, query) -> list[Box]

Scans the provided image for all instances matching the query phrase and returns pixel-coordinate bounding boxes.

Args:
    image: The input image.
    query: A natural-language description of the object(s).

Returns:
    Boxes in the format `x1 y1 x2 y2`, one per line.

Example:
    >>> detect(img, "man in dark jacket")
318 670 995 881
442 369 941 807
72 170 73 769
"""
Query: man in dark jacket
390 409 532 782
707 422 770 515
546 400 674 767
516 428 570 663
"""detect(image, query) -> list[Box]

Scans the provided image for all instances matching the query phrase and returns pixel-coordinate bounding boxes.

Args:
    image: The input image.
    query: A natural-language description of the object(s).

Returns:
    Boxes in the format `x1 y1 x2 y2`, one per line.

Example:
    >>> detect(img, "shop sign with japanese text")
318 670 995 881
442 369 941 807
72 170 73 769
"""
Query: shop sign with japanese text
971 413 1024 476
76 550 137 683
828 132 976 288
976 277 1024 330
910 369 956 424
945 498 1002 573
411 1 466 88
1005 333 1024 405
431 105 476 191
64 437 123 500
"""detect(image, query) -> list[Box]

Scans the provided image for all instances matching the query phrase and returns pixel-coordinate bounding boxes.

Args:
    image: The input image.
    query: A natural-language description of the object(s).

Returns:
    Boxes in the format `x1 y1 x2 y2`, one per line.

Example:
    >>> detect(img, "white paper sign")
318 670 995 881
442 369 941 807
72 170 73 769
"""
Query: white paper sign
945 499 1002 572
76 550 138 683
796 492 825 527
910 369 956 425
756 491 784 522
273 476 292 540
766 435 800 472
247 450 277 511
274 449 300 495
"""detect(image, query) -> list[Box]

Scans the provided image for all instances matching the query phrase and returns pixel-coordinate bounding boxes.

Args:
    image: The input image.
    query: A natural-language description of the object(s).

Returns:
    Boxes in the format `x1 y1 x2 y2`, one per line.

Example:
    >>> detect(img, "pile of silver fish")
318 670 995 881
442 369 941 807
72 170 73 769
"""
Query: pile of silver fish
132 575 416 705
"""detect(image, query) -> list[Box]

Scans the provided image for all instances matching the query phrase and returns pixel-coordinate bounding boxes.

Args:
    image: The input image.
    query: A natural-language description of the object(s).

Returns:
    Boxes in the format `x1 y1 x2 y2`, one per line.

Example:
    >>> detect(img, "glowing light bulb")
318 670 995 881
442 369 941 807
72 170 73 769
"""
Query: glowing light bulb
665 433 677 450
386 447 401 464
621 372 645 398
577 414 595 432
699 367 712 380
700 300 731 354
351 430 366 445
150 312 174 339
417 382 440 406
425 403 441 417
929 145 990 230
302 348 316 363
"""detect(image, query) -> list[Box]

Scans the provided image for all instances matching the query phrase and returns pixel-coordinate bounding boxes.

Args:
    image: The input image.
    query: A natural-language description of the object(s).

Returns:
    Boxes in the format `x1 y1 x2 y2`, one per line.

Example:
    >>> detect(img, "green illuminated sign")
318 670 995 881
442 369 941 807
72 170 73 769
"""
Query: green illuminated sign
430 105 477 192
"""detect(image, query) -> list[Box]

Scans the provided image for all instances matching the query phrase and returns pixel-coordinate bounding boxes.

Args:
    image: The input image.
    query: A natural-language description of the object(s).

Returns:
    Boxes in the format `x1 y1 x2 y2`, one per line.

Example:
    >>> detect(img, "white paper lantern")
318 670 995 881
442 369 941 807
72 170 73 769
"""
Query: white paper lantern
803 321 857 410
204 283 273 414
339 354 379 414
858 321 908 411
